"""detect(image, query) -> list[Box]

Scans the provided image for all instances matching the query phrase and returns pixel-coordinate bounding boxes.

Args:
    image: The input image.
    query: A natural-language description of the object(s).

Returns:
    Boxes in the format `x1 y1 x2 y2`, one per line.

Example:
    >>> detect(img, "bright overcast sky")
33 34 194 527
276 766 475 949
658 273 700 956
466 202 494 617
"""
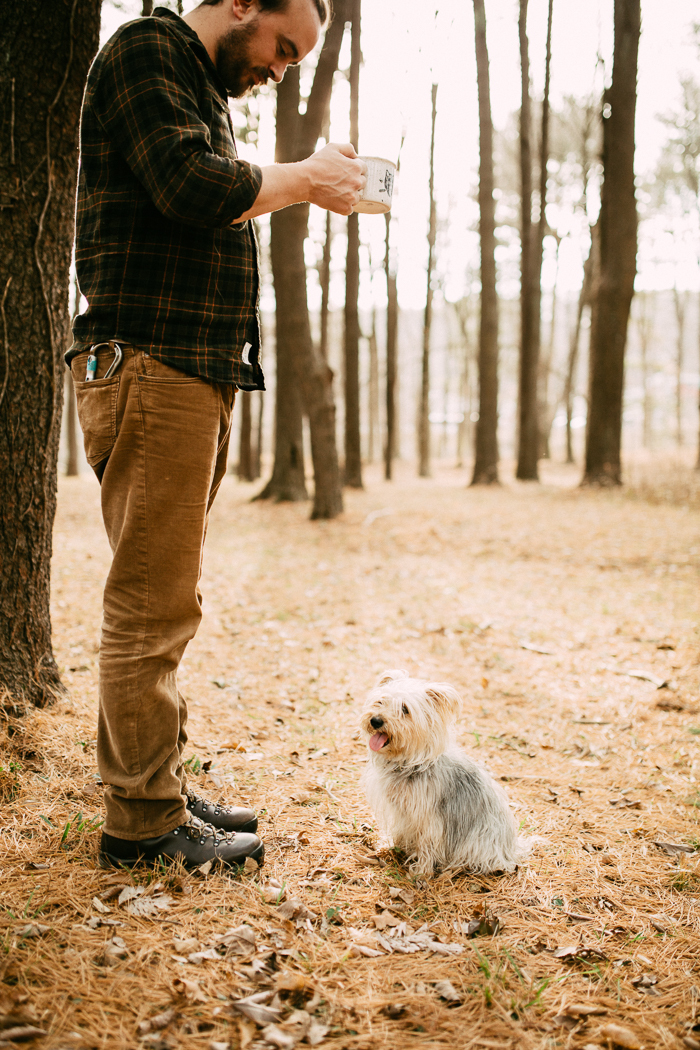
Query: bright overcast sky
101 0 700 307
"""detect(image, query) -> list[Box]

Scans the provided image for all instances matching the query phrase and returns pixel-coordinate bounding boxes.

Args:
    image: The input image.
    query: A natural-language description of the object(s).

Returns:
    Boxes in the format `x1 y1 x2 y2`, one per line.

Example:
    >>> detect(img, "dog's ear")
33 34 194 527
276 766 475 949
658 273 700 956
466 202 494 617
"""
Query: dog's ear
425 683 461 720
376 668 409 686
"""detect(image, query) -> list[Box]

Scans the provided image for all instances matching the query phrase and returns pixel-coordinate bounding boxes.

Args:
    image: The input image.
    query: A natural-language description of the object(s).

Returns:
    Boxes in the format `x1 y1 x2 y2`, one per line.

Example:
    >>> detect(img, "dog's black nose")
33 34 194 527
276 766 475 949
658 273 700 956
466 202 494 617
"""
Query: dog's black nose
370 715 384 729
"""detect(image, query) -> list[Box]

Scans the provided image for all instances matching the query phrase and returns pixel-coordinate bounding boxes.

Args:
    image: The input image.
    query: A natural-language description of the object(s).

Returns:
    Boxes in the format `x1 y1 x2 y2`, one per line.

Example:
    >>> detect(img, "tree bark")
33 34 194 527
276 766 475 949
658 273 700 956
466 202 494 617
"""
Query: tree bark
583 0 640 486
254 390 263 479
470 0 500 486
319 211 332 360
697 289 700 469
238 391 254 481
418 83 438 478
0 0 101 712
65 271 81 477
516 0 539 481
65 370 80 477
367 306 379 461
673 286 686 447
534 0 554 461
265 6 348 519
634 290 654 450
142 0 154 14
384 212 399 480
343 0 362 488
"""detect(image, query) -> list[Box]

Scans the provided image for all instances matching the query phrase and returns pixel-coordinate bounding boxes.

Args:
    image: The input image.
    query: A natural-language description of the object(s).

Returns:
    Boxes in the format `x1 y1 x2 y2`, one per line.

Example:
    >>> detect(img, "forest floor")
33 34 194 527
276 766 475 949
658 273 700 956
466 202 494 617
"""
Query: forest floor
2 457 700 1050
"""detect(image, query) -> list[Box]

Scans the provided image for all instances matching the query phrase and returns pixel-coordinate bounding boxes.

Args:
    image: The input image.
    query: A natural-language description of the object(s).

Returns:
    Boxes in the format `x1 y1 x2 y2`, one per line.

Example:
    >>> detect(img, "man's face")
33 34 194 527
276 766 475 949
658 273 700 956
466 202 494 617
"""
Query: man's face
217 0 322 98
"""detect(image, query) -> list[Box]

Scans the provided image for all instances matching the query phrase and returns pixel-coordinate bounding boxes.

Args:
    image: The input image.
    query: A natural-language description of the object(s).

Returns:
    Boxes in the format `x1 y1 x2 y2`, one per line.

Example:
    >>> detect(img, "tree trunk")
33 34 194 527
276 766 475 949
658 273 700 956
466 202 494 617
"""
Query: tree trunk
583 0 640 486
696 289 700 469
266 6 348 518
254 390 263 479
255 311 308 500
384 212 399 480
343 0 362 488
65 370 80 477
418 83 438 478
516 0 539 481
65 271 81 477
319 211 332 360
673 286 686 447
0 0 101 712
634 291 654 450
142 0 154 14
367 306 379 461
238 391 254 481
534 0 554 462
453 298 472 469
563 229 595 463
470 0 500 486
538 233 560 460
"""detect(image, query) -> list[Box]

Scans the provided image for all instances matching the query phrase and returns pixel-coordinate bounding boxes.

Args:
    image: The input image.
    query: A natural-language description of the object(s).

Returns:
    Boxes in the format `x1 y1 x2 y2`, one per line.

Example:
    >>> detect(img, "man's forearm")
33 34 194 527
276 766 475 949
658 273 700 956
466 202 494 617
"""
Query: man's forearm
232 163 312 223
231 143 367 223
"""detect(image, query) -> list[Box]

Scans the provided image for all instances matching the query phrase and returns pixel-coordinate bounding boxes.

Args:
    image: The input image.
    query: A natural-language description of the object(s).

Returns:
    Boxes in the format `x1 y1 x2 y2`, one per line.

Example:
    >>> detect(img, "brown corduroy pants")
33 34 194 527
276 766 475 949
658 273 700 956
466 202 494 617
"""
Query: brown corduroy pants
71 347 234 840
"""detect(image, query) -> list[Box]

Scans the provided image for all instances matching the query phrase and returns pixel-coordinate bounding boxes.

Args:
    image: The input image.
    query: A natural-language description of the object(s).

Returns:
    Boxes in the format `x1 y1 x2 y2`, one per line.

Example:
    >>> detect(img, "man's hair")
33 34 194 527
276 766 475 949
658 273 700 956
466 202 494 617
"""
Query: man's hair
199 0 330 28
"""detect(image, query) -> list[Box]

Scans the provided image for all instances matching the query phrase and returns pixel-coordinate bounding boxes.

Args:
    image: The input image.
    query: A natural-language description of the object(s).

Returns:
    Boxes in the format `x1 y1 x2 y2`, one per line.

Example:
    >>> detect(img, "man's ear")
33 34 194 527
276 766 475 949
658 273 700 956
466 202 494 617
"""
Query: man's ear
230 0 259 22
376 669 409 686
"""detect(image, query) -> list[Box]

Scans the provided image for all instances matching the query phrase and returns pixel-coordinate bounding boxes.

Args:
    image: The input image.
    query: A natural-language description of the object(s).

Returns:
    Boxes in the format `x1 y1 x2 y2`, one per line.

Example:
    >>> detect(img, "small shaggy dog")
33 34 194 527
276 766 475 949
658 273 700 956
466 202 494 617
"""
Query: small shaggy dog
360 670 524 875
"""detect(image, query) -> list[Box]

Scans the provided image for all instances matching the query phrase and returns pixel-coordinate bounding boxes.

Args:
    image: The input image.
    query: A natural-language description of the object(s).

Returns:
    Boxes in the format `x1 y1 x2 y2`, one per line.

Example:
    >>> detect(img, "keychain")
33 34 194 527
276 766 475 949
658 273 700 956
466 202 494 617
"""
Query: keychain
85 341 124 382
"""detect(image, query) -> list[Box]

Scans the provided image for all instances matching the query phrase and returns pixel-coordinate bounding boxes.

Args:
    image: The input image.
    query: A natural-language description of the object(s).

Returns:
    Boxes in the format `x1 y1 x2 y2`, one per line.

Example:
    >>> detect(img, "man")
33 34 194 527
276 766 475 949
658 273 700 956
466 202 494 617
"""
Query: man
68 0 366 870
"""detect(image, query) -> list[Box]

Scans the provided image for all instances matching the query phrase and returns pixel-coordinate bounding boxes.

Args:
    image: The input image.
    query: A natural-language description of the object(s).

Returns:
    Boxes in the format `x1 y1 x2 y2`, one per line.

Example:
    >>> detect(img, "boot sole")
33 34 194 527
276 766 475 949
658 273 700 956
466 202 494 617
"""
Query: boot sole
98 841 265 871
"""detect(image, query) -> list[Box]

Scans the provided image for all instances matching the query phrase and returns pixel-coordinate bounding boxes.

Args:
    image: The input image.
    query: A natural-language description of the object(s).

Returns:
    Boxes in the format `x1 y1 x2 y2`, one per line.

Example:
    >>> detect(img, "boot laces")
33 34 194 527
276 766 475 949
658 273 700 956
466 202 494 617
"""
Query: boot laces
183 814 235 846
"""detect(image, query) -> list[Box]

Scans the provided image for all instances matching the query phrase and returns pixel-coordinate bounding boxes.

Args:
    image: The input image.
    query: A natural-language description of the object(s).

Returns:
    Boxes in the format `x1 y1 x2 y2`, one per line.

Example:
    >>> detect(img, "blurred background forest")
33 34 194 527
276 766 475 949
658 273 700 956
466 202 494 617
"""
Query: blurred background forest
60 0 700 495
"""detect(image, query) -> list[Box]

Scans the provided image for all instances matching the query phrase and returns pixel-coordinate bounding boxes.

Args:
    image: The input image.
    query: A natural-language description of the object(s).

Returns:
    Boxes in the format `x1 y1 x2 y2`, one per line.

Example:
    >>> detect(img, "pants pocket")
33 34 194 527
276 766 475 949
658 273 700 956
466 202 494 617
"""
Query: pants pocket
72 374 120 467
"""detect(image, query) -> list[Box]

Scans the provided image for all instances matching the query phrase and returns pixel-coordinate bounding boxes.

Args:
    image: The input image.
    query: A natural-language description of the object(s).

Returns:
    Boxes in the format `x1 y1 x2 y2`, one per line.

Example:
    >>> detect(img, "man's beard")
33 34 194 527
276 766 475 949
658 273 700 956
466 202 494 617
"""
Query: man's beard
216 19 269 98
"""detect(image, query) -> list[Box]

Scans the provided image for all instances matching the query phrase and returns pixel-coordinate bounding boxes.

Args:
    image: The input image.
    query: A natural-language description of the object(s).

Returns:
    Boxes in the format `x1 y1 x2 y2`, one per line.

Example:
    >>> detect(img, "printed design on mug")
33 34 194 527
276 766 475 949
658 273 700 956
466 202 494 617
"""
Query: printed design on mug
381 169 394 196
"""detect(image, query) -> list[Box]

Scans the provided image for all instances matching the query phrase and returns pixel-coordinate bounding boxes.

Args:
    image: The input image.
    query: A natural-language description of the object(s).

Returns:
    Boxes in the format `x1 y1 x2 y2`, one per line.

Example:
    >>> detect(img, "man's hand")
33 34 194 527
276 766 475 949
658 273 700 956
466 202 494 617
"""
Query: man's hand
231 143 367 223
301 143 367 216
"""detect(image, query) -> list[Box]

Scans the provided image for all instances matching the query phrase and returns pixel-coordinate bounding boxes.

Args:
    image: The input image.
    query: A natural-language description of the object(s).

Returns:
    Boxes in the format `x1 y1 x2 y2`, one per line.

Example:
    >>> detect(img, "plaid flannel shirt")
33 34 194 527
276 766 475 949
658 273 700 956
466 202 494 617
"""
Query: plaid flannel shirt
69 7 265 388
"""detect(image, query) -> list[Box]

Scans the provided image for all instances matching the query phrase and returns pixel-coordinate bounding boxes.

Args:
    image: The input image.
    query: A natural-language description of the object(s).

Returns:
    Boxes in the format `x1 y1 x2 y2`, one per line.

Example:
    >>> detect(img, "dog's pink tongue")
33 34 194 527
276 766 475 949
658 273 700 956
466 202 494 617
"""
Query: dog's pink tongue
369 732 388 752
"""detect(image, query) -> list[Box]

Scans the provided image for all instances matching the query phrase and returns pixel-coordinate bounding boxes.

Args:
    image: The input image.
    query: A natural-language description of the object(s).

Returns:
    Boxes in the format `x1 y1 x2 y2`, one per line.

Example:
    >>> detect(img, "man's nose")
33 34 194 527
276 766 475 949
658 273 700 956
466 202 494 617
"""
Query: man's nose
268 61 286 83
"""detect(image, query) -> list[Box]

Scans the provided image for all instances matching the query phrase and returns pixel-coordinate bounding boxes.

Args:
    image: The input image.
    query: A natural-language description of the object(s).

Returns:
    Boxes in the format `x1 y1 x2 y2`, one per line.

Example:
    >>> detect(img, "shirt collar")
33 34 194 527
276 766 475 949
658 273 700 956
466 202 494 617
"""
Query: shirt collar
152 7 231 101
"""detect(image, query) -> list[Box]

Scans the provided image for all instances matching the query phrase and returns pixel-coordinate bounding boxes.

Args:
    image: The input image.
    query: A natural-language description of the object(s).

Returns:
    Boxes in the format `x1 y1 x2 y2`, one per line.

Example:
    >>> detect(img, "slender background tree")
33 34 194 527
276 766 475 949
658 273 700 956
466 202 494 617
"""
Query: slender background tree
470 0 500 486
343 0 363 488
418 83 438 479
583 0 641 486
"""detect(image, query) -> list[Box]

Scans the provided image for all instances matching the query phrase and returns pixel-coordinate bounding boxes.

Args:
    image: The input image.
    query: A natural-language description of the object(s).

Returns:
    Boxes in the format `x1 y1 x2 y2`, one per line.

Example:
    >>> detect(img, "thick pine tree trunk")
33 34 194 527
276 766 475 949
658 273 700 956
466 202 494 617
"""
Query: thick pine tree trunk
583 0 640 486
0 0 101 712
384 212 399 480
265 6 348 518
470 0 500 486
516 0 539 481
418 83 438 479
343 0 362 488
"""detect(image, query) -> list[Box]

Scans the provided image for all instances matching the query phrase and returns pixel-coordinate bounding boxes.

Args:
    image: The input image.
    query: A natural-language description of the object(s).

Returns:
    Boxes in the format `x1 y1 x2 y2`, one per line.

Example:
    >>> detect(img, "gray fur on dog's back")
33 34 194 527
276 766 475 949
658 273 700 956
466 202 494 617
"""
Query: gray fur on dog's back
363 746 521 874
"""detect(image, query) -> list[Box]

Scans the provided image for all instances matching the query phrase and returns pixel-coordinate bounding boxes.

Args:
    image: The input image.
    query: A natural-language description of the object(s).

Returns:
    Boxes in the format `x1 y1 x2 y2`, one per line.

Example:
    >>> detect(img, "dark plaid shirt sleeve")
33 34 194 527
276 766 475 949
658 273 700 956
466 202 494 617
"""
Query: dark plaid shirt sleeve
70 10 265 389
93 18 260 228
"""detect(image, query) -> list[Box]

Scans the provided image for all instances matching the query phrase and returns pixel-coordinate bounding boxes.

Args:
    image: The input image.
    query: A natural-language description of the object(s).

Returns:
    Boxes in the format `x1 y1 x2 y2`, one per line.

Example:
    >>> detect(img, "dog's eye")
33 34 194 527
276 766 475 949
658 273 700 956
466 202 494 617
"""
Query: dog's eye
402 703 409 715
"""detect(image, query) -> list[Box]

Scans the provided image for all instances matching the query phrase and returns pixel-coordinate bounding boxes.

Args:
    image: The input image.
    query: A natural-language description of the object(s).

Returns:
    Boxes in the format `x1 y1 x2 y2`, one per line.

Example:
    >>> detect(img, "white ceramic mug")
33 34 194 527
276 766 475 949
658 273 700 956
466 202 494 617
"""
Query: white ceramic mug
353 156 396 214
